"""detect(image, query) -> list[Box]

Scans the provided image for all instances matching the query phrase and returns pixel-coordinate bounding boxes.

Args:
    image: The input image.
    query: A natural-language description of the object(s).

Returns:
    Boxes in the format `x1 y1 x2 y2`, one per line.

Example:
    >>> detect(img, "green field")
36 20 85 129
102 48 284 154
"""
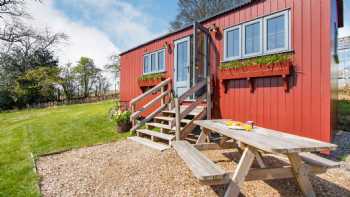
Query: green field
0 100 130 197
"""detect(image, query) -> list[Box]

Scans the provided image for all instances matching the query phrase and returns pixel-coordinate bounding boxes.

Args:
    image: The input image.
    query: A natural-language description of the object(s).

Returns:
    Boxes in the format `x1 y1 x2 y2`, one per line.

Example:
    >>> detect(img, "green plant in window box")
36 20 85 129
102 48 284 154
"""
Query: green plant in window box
138 73 165 81
219 53 292 70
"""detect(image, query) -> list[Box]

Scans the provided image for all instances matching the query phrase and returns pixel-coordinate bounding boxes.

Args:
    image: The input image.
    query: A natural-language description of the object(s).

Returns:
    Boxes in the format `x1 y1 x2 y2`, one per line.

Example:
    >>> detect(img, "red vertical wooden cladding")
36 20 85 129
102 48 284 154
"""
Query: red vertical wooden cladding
120 0 342 142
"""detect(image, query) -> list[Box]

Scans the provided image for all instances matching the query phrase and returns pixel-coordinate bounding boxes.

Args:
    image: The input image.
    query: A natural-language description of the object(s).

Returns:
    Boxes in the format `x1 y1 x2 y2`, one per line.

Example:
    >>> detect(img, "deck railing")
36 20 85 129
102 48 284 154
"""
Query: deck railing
129 78 172 132
173 76 212 140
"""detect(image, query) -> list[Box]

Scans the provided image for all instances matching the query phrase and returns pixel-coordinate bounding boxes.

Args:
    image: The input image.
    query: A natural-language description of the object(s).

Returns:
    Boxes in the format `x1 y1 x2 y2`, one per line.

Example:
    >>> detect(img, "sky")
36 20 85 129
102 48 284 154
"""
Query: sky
24 0 178 87
23 0 350 86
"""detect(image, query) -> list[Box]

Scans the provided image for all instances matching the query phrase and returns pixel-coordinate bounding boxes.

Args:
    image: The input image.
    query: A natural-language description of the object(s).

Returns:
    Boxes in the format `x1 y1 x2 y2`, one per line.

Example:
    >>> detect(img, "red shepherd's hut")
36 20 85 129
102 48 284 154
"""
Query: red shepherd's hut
119 0 344 143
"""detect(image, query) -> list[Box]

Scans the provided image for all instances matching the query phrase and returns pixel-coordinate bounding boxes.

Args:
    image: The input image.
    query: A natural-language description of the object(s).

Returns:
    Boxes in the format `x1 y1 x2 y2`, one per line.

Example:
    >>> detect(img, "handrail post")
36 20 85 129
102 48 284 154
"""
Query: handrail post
161 86 165 106
130 103 136 127
175 98 181 141
206 76 211 120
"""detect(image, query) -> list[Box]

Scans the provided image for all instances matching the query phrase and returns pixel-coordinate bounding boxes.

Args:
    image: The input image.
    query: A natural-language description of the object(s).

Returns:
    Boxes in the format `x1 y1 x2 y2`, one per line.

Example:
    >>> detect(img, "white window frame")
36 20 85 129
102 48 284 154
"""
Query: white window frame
143 48 166 74
222 10 292 62
242 18 263 58
224 25 242 61
263 10 290 54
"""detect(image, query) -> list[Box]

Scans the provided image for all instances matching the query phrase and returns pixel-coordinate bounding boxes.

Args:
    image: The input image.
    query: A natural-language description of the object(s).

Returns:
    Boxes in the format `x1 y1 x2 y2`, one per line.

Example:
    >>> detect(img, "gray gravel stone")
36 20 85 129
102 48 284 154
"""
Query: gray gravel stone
37 140 350 197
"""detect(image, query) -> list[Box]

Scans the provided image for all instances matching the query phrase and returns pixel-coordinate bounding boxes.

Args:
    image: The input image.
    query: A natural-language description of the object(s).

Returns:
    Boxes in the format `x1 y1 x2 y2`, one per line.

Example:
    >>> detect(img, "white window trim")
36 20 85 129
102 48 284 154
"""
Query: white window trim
242 18 263 58
263 10 290 54
223 25 241 61
143 48 166 74
222 9 292 62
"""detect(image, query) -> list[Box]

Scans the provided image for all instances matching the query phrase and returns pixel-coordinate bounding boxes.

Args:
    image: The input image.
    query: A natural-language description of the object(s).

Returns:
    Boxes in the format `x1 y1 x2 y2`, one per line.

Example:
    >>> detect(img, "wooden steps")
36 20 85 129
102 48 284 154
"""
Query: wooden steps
173 141 227 182
128 136 169 151
137 129 175 143
130 103 206 151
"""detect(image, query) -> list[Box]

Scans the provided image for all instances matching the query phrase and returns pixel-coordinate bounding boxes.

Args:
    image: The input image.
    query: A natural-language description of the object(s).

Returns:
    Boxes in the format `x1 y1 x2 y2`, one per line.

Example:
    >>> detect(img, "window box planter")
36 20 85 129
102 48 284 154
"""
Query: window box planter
220 60 293 93
138 73 166 88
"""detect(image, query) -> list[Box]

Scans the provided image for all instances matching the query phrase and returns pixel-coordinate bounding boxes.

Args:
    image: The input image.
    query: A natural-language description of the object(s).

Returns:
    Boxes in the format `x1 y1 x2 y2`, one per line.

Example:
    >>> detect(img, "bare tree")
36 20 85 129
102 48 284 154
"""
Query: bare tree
170 0 247 31
104 54 120 93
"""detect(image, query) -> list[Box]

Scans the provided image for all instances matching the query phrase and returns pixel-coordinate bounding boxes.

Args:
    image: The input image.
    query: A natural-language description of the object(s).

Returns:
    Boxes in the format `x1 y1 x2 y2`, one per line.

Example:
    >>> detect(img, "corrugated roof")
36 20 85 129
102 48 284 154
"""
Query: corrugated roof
120 0 254 56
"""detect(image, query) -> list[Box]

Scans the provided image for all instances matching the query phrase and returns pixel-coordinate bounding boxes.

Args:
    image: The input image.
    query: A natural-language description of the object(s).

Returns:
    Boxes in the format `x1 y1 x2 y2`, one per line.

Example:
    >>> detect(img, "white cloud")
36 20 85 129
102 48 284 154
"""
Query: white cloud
24 0 119 88
340 26 350 38
25 0 119 67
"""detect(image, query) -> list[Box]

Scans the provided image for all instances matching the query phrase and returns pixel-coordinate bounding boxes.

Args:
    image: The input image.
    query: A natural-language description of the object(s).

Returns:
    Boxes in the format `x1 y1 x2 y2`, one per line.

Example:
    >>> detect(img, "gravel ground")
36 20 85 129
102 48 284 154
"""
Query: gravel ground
37 140 350 197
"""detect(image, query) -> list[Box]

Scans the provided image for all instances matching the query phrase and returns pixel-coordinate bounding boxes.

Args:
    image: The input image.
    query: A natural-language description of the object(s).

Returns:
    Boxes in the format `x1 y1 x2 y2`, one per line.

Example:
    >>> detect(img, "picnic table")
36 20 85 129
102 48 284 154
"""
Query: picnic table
174 119 338 197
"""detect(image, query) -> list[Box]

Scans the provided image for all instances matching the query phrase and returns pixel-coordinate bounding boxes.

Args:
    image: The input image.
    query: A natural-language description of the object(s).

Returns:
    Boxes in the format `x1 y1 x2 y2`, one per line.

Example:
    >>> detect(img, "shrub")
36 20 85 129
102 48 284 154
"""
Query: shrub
0 90 15 111
111 110 132 125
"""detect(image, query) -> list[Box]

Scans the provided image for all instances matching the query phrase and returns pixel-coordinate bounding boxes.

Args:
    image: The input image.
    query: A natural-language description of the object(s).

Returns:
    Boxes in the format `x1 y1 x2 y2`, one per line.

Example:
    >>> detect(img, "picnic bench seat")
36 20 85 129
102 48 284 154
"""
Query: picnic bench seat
299 152 340 168
173 141 228 182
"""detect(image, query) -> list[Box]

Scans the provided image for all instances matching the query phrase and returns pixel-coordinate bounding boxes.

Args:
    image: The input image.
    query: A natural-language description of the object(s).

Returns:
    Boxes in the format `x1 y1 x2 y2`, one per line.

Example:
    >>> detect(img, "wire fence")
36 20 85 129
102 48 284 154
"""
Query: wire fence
25 94 119 109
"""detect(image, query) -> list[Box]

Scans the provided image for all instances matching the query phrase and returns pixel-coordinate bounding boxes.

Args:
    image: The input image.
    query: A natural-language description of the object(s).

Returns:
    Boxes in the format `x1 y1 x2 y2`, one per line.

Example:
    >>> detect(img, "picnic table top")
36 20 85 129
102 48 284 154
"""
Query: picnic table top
194 119 337 154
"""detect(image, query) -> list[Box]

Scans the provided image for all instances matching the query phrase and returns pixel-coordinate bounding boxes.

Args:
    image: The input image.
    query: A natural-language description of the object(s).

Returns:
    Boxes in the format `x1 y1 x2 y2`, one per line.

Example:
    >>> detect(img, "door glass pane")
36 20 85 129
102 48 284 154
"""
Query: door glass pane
245 22 261 54
151 53 156 72
158 50 165 71
177 40 188 82
227 28 240 58
144 55 149 73
267 15 285 50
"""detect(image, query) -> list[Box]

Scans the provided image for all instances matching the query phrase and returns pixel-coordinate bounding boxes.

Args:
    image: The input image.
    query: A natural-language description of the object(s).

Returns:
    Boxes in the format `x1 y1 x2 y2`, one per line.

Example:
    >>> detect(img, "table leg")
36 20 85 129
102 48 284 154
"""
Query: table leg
196 127 210 144
224 146 256 197
253 150 266 168
287 153 316 197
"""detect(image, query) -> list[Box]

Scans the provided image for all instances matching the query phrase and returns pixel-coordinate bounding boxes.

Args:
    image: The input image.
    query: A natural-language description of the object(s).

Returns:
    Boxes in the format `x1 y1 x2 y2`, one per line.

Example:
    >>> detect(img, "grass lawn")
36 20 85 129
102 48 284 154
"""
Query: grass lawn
0 100 130 197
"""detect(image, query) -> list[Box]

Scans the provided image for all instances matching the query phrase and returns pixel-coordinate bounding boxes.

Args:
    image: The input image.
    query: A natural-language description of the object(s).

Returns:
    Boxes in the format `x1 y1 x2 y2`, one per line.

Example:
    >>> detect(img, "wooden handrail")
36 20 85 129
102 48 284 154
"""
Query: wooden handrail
178 80 206 103
179 93 206 120
130 78 172 132
174 78 211 140
130 78 172 105
131 88 170 119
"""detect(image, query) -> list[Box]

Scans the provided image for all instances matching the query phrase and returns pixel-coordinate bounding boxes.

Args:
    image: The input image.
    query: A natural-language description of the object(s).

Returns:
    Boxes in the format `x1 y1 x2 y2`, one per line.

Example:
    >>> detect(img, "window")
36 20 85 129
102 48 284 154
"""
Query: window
143 56 150 73
264 10 289 53
143 49 166 74
223 10 290 61
224 26 241 61
158 50 165 71
243 19 262 56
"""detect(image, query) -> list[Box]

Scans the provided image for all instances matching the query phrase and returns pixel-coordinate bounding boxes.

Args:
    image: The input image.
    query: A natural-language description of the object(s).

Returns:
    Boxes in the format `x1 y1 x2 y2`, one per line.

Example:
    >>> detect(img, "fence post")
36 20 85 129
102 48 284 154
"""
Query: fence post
175 98 181 141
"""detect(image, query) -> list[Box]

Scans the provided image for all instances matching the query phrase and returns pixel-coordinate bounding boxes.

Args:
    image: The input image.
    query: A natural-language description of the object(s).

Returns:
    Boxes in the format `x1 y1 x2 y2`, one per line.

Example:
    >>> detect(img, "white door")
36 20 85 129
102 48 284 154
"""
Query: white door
174 37 191 97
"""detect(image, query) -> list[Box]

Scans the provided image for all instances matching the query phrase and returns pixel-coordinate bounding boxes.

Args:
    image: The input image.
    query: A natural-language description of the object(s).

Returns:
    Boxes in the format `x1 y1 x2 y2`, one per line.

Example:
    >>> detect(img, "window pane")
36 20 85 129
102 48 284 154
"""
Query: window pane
226 29 240 58
151 53 156 72
177 41 188 81
245 22 261 54
158 50 165 71
144 56 149 73
267 15 285 50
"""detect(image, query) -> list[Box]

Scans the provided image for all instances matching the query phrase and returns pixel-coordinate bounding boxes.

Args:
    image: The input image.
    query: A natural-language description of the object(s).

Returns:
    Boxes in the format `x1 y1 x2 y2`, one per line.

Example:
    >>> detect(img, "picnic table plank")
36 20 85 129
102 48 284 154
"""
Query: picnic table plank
194 120 337 154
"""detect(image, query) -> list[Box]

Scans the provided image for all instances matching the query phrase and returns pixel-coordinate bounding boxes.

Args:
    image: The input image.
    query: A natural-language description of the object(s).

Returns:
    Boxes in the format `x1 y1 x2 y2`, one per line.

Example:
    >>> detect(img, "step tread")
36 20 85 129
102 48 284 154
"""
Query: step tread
162 106 205 116
128 136 169 151
137 129 175 141
146 122 173 130
154 116 192 124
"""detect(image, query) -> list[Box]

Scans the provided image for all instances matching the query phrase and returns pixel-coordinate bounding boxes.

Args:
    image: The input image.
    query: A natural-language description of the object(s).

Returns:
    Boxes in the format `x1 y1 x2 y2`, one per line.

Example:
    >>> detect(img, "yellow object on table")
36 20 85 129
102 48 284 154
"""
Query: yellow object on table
225 120 252 132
